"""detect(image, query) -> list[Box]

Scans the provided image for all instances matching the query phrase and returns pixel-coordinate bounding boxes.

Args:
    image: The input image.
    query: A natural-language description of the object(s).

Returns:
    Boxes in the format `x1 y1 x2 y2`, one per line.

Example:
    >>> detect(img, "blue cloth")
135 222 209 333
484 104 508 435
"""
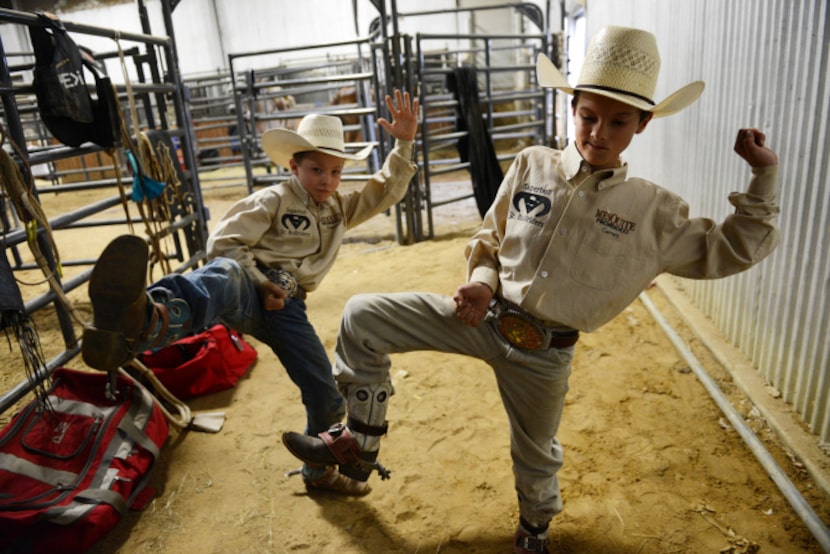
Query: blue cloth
126 150 166 202
148 257 344 437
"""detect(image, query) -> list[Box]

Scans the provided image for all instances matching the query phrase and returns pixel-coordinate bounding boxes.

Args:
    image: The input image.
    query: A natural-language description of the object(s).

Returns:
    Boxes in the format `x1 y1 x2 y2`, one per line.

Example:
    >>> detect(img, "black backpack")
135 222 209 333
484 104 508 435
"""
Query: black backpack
28 12 121 148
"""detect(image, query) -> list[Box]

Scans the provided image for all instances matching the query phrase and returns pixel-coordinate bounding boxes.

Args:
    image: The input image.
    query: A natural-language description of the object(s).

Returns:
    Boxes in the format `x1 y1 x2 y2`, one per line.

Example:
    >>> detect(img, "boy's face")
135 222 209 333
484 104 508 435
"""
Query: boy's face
290 151 345 203
572 92 652 169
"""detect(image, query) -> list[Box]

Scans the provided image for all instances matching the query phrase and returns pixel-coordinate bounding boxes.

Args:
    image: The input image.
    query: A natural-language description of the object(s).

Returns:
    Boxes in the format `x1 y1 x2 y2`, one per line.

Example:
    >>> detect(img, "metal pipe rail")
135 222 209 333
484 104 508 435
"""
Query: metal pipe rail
640 291 830 553
0 8 170 46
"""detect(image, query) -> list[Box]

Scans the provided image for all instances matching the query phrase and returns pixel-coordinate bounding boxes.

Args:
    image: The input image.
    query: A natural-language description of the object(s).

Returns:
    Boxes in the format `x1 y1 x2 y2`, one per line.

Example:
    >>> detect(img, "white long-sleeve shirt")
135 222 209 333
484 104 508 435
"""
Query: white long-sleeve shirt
466 142 780 332
207 140 416 292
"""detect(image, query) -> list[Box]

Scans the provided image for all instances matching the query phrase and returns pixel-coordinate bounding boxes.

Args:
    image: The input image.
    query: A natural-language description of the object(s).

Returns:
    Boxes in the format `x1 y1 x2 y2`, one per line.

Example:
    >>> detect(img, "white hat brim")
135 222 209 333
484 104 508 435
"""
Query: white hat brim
261 128 374 169
535 53 704 118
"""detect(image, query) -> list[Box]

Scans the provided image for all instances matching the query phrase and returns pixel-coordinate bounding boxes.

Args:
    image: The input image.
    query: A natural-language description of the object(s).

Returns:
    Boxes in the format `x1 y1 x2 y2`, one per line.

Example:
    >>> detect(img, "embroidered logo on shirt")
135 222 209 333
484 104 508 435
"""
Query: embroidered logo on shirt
281 213 311 231
512 191 551 217
594 208 636 236
509 190 552 228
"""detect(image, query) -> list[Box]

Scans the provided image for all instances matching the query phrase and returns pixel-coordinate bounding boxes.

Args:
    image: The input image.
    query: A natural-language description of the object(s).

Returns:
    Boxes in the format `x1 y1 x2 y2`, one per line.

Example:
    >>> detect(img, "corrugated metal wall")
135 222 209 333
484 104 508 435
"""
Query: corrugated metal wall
581 0 829 442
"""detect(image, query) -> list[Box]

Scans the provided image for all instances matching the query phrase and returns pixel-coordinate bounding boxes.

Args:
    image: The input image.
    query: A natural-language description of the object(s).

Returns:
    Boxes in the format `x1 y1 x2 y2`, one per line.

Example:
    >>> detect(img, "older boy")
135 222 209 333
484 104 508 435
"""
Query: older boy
282 27 779 552
82 89 419 495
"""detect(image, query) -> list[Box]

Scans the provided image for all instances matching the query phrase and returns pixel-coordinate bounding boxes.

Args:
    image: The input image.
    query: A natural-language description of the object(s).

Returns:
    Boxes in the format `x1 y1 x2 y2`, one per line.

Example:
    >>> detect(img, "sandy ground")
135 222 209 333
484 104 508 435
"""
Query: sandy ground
2 171 829 553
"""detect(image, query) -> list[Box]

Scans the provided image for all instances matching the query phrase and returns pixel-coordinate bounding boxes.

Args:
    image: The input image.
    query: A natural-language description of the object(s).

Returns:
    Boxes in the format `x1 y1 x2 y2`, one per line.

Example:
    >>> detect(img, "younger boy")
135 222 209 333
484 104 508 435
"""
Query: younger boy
82 89 419 495
281 27 780 552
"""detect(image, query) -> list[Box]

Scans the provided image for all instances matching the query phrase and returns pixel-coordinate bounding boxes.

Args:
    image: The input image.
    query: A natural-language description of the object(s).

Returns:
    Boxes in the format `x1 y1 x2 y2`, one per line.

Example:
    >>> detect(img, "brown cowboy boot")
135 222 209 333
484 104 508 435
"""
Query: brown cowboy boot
282 382 393 482
82 235 189 372
282 423 390 482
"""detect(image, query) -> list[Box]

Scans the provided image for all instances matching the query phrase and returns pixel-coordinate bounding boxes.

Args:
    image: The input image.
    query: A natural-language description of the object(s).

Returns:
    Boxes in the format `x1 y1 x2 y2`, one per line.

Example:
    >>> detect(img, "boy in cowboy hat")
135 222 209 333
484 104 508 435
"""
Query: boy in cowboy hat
281 26 780 552
81 89 419 495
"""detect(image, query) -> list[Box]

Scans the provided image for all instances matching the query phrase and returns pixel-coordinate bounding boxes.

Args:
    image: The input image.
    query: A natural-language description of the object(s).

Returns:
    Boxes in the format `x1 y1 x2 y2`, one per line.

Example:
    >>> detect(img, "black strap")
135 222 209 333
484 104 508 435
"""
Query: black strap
347 416 388 437
577 84 655 106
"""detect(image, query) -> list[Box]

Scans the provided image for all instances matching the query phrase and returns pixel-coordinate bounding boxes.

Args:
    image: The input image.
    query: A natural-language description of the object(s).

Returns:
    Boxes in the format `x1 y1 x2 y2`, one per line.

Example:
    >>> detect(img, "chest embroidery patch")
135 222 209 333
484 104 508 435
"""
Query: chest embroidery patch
594 208 636 236
281 213 311 231
512 191 551 217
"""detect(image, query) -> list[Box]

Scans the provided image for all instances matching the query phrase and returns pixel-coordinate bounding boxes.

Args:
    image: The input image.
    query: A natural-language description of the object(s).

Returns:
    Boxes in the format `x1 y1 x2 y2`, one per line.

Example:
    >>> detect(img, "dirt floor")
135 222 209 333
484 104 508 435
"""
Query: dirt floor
2 170 829 553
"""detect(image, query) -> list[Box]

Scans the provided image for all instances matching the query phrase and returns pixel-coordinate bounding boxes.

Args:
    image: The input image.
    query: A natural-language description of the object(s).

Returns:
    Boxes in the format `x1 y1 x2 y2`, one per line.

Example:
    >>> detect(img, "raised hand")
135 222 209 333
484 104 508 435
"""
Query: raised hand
377 89 419 142
734 128 778 167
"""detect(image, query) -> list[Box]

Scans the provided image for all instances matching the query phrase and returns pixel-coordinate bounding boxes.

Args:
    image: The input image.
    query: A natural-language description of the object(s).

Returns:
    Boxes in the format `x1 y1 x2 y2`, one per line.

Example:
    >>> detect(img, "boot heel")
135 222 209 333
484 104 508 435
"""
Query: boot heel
83 235 151 372
81 326 132 371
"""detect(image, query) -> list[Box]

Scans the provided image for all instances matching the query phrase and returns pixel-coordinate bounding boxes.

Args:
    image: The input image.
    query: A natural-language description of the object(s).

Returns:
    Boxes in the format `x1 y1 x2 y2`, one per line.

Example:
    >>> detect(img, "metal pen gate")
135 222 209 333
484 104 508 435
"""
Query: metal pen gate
228 38 383 192
214 3 559 245
0 4 207 415
224 35 426 244
371 2 557 241
413 30 551 239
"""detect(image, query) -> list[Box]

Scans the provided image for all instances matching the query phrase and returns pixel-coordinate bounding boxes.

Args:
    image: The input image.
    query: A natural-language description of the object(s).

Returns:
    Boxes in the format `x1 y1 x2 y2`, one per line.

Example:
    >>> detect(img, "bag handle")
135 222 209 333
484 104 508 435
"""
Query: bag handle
28 13 63 61
122 362 226 433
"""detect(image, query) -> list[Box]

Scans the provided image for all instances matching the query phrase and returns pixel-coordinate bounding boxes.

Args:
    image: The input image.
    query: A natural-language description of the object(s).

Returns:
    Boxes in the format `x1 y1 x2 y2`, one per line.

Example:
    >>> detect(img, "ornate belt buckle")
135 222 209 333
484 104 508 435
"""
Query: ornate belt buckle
263 267 299 298
496 309 548 351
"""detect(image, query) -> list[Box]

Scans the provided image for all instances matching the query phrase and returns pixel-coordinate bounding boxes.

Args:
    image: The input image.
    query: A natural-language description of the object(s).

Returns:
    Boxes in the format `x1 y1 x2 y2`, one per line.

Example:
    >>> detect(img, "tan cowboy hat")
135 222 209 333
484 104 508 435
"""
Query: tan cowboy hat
537 26 705 118
261 114 373 168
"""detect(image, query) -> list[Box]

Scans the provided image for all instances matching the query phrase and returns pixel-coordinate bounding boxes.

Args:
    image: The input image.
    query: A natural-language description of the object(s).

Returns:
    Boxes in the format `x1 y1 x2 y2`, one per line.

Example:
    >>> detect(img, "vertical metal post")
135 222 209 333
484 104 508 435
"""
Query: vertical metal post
157 0 209 254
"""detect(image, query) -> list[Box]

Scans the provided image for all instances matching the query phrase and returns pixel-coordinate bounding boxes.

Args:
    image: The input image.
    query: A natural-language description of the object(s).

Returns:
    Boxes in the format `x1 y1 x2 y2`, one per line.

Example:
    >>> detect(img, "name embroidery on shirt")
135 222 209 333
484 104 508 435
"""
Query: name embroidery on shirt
594 208 636 236
319 214 343 227
509 188 551 227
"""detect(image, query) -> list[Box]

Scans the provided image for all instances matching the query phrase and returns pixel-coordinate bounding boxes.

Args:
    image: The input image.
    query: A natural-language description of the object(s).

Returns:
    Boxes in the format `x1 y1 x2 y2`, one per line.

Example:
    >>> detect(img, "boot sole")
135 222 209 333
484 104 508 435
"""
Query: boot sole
82 235 149 371
304 470 371 496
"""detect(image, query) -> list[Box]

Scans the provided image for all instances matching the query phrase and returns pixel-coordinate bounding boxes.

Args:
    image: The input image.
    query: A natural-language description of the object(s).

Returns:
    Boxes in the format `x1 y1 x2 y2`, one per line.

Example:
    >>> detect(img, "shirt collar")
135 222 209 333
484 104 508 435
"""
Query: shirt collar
562 141 585 180
287 177 336 208
287 177 310 205
562 141 629 189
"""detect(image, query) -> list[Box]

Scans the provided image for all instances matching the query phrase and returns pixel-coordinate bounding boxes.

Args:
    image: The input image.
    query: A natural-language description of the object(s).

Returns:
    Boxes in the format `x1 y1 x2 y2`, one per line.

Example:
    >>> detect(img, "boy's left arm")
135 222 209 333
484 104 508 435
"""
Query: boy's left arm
340 89 419 228
664 128 780 279
734 128 777 167
377 89 419 142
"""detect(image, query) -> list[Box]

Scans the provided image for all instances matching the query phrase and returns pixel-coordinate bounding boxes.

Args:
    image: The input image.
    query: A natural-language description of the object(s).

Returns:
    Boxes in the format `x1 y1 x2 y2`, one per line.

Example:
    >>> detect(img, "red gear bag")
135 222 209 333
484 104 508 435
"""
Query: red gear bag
137 323 257 399
0 367 169 553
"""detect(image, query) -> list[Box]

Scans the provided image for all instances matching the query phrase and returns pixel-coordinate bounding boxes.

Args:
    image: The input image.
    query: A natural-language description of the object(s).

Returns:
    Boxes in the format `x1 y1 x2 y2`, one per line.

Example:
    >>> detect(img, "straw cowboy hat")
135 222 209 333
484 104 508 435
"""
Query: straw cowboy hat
261 114 373 169
537 26 705 118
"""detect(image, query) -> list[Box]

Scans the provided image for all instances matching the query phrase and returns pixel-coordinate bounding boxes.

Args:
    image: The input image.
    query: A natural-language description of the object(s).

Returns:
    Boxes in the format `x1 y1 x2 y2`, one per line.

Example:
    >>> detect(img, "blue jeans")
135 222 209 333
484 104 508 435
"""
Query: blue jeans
148 257 345 437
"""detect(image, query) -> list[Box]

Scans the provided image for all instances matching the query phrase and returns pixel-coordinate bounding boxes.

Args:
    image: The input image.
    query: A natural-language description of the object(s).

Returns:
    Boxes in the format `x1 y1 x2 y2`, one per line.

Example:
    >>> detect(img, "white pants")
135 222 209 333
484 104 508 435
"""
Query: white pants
334 292 574 527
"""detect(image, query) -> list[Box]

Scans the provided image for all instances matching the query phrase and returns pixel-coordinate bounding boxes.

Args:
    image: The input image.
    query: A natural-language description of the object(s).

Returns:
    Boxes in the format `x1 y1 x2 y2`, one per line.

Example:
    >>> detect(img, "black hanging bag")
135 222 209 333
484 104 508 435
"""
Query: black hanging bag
28 12 121 148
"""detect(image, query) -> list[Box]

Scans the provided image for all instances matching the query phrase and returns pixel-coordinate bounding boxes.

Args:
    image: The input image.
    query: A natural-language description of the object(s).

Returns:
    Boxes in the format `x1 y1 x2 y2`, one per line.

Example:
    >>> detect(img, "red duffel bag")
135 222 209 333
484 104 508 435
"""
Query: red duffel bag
137 323 258 399
0 367 169 553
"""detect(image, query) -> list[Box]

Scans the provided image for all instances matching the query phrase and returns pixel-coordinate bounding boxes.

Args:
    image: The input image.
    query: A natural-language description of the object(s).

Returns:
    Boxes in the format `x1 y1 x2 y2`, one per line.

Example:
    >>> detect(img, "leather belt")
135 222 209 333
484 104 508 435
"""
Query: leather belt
486 299 579 351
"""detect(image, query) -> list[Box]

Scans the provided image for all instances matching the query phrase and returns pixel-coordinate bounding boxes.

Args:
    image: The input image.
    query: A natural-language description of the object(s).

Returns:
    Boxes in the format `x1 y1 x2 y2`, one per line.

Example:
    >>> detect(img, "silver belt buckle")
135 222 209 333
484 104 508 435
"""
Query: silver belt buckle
261 266 300 298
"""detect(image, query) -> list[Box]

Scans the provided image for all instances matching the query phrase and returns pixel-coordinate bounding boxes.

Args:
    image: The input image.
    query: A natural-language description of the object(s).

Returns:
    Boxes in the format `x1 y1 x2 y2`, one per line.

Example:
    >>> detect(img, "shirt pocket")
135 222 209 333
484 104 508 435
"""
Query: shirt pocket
568 232 644 291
